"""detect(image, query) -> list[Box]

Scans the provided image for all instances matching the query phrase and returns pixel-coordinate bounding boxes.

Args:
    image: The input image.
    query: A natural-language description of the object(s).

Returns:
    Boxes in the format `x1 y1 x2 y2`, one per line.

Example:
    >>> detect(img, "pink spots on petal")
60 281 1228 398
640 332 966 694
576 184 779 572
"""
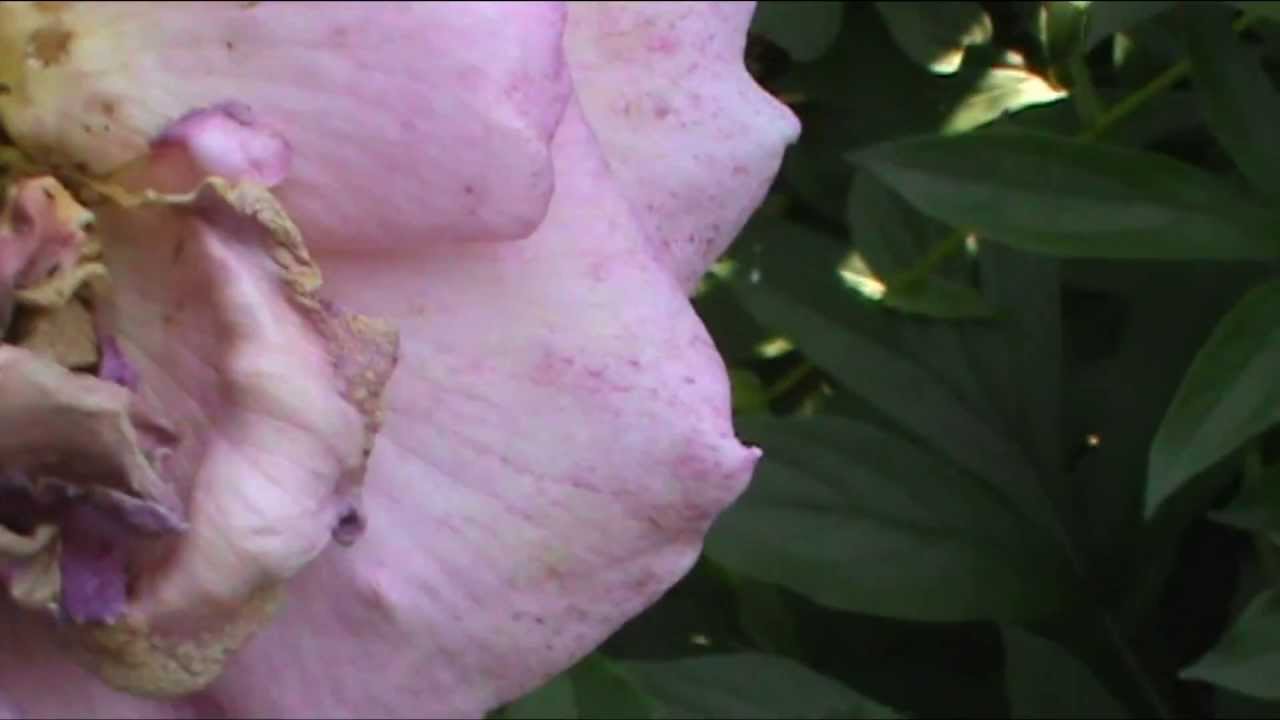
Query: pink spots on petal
646 33 679 54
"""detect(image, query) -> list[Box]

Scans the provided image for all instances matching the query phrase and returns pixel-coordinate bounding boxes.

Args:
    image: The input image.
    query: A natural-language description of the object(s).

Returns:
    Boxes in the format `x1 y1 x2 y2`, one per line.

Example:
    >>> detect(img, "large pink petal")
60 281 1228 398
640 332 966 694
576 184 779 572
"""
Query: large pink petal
565 1 800 290
0 608 204 719
0 1 571 246
194 103 757 718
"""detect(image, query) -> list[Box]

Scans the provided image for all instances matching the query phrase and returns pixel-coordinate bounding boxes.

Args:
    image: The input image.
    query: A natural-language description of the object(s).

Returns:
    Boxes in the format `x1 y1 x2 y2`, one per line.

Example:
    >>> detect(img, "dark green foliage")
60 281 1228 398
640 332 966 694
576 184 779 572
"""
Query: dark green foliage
494 2 1280 717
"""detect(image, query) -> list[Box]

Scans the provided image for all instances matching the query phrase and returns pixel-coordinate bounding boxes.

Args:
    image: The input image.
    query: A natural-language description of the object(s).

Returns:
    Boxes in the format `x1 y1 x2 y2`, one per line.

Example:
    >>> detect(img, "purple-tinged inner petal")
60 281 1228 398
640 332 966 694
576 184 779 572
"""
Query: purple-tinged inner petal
59 505 129 624
98 335 140 390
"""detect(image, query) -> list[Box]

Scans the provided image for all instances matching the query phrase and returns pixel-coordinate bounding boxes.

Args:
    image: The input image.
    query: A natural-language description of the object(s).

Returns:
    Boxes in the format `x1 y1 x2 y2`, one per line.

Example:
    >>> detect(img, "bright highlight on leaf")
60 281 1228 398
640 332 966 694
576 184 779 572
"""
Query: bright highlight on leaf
874 1 994 74
837 251 888 301
942 67 1069 135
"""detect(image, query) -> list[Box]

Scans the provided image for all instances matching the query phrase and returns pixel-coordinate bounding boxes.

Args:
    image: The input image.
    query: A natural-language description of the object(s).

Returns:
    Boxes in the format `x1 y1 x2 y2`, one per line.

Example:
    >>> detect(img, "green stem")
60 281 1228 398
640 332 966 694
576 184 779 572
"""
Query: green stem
1082 11 1262 141
1099 610 1179 719
886 230 968 290
765 359 816 402
1067 54 1105 126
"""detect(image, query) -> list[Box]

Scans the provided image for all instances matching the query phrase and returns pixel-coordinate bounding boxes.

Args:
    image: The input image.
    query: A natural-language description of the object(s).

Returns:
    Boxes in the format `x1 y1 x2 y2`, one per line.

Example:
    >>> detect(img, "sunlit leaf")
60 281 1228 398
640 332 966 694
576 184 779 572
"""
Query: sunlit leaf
875 1 993 74
846 174 995 319
854 130 1280 259
1039 2 1091 62
1183 590 1280 700
835 249 995 319
1148 280 1280 515
772 3 995 218
942 67 1069 135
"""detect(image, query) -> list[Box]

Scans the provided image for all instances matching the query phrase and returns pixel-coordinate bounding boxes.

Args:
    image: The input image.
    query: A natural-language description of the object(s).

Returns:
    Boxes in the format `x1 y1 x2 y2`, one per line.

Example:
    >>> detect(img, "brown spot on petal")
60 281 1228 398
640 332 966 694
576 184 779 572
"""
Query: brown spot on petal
26 25 72 68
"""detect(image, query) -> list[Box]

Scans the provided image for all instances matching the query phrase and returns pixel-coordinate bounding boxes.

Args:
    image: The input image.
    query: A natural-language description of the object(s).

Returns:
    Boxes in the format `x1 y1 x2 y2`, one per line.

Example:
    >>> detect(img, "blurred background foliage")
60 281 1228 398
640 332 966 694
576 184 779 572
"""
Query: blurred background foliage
493 2 1280 717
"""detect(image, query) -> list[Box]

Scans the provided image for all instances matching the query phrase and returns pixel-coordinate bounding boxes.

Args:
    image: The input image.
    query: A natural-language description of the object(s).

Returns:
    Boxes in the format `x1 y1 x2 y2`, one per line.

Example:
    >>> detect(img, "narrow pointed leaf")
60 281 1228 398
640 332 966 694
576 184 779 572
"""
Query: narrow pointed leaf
1186 3 1280 199
1148 280 1280 515
854 130 1280 259
1183 590 1280 700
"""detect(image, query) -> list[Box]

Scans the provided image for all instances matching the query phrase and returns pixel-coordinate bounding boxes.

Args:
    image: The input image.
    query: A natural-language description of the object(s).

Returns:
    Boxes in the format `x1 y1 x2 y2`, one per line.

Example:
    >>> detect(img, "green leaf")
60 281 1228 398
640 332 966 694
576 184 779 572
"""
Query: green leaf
1231 2 1280 22
1147 280 1280 515
1082 2 1177 51
846 173 995 319
500 655 659 720
731 272 1061 525
940 67 1068 135
1212 464 1280 534
1002 627 1133 718
771 4 994 219
732 214 1050 504
499 672 578 719
880 278 997 319
729 369 770 415
1183 590 1280 700
621 653 905 719
571 656 662 720
1040 2 1091 62
874 1 993 74
1215 689 1280 720
972 243 1065 479
1186 3 1280 199
854 129 1280 259
725 576 804 657
784 609 1011 717
705 415 1069 621
750 1 844 62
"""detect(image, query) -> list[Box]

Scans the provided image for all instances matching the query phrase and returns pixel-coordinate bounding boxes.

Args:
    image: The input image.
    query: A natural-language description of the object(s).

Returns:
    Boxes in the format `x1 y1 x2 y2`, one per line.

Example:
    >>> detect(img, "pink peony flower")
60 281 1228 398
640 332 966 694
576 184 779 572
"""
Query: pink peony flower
0 2 798 717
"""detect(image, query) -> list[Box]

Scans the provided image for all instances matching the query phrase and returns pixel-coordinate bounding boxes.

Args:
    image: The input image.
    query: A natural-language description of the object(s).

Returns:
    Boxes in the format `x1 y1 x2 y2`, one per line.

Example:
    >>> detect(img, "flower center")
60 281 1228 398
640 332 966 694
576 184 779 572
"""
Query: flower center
0 161 182 625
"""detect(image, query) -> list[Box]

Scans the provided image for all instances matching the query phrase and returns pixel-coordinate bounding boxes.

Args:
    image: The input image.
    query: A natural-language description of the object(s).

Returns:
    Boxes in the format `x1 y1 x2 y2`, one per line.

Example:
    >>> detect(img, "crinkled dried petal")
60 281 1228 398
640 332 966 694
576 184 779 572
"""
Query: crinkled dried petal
51 173 397 698
196 104 758 718
0 345 180 513
566 1 800 290
0 1 572 246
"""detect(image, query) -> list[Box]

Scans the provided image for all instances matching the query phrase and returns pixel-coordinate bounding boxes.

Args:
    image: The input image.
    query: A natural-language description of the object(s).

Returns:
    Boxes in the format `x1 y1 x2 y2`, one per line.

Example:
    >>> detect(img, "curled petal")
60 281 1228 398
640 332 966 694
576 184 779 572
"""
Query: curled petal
0 1 572 245
63 178 396 696
199 104 758 718
565 1 800 290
